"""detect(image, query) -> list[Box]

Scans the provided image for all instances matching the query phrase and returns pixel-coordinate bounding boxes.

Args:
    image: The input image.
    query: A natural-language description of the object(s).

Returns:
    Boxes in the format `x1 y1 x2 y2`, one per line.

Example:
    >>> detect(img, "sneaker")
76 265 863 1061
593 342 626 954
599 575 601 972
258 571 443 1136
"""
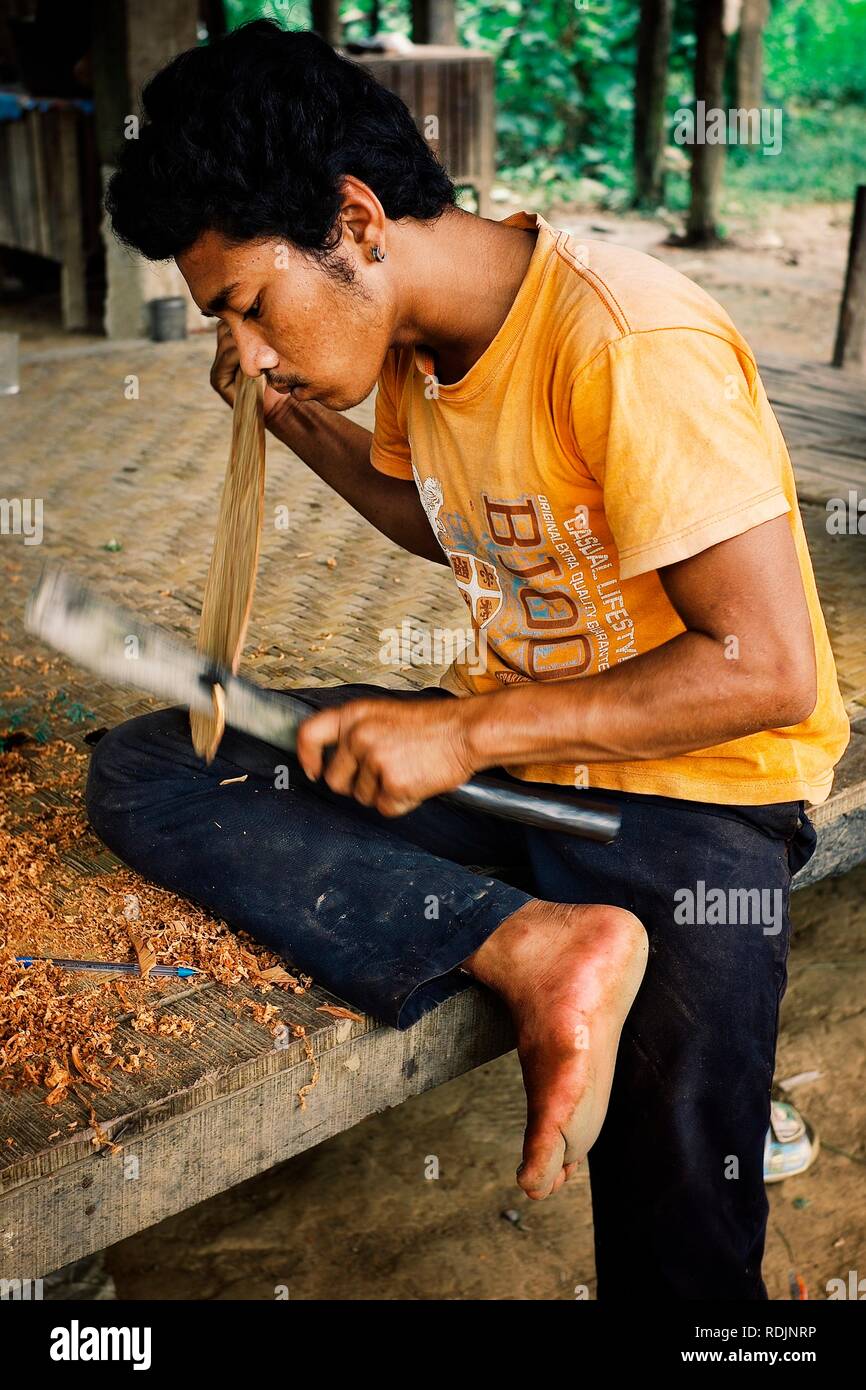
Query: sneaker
764 1098 820 1184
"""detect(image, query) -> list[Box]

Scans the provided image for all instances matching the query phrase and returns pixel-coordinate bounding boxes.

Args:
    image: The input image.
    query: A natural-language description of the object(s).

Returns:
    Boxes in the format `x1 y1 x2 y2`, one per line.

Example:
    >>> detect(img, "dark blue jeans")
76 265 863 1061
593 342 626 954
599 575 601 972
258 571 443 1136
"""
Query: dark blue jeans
85 682 817 1301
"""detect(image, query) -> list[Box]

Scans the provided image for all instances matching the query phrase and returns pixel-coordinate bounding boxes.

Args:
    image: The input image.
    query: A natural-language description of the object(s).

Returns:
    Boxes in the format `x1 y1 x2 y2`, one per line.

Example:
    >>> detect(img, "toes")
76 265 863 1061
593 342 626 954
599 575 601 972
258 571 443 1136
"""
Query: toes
521 1161 578 1201
518 1125 566 1200
563 1135 589 1167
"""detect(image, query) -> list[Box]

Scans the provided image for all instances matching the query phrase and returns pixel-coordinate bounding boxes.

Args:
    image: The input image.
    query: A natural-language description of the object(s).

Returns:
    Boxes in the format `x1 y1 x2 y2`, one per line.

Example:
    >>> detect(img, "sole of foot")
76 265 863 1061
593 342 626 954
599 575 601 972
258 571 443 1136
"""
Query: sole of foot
509 903 649 1201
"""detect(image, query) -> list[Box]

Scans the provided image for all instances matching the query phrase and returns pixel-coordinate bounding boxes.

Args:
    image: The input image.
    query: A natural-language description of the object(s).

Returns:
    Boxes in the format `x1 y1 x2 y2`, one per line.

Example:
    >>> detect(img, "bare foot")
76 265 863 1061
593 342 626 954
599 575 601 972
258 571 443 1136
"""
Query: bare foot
464 900 648 1200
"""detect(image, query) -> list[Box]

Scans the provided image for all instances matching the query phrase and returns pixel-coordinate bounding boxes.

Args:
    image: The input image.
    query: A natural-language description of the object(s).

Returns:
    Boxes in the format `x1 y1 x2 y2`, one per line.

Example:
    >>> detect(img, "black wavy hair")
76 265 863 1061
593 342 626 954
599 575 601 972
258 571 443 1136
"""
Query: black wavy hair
105 20 457 264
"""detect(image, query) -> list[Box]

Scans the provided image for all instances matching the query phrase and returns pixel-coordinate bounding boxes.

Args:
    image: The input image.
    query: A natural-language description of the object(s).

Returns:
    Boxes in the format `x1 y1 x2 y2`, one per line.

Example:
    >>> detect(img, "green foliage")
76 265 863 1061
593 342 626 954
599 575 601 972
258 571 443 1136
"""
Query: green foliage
221 0 410 38
459 0 638 204
723 105 866 205
219 0 866 207
762 0 866 105
221 0 310 31
462 0 866 207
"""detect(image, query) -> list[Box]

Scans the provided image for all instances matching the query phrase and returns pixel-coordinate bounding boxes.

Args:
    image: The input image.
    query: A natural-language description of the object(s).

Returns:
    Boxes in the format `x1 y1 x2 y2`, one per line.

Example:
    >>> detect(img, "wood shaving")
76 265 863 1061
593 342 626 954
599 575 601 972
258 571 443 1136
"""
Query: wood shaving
243 999 281 1027
293 1024 320 1110
316 1005 364 1022
131 1009 196 1039
0 958 141 1108
125 923 157 981
71 1085 121 1154
0 736 314 1121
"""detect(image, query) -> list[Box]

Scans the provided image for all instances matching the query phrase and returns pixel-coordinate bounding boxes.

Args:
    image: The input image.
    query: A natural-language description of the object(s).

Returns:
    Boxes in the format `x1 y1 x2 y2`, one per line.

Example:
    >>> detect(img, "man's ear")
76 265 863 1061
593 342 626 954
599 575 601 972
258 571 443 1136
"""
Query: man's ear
338 176 387 257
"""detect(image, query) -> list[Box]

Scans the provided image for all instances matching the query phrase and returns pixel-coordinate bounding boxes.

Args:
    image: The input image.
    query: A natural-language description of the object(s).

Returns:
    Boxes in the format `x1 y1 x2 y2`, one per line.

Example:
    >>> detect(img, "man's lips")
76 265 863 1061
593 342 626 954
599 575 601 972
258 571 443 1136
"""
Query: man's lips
267 381 318 404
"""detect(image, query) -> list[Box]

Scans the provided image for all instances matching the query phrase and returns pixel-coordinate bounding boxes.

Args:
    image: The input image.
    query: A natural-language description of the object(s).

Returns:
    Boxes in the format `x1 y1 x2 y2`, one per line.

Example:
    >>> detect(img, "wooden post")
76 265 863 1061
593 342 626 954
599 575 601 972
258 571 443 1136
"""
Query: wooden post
56 109 88 330
736 0 768 110
475 52 495 218
412 0 457 47
91 0 131 170
91 0 199 338
685 0 728 246
200 0 226 42
311 0 342 46
0 0 16 76
833 186 866 370
633 0 674 209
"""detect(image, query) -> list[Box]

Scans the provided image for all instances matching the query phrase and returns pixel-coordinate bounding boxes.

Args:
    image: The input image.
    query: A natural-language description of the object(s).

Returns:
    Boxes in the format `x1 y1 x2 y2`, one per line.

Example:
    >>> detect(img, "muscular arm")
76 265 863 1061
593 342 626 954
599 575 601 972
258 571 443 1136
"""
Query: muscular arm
266 396 447 565
463 514 819 770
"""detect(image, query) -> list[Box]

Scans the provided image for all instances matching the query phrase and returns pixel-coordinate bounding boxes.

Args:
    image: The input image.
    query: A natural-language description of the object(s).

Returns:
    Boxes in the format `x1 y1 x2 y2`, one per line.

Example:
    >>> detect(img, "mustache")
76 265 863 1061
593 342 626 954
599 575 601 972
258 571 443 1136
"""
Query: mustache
265 372 308 391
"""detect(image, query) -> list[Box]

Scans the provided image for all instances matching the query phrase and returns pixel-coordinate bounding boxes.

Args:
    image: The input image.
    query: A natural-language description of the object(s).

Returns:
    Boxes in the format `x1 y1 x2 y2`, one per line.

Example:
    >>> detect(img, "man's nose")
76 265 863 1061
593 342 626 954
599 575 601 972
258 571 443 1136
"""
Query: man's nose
234 328 279 379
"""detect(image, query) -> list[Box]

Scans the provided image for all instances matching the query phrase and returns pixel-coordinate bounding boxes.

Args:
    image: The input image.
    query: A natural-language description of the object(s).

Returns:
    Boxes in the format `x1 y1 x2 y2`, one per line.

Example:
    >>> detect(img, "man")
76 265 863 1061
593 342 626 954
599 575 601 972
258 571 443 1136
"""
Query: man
91 21 848 1298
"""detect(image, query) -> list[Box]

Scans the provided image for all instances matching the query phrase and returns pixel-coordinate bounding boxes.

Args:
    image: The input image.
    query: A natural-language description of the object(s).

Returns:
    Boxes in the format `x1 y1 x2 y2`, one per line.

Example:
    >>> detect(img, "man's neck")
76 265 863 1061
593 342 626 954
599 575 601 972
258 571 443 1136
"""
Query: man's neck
390 207 538 386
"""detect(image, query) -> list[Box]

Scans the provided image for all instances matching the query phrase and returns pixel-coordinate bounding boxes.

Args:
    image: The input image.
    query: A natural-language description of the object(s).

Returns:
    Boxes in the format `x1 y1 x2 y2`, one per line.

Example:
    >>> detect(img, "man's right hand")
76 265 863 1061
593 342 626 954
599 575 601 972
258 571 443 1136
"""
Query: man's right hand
209 323 446 566
209 321 286 421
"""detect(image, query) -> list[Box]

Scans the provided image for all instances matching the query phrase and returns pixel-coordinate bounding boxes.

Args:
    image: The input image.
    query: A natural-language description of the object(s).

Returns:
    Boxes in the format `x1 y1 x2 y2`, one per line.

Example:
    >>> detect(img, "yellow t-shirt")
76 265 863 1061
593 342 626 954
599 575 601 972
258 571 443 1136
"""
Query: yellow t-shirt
369 210 849 806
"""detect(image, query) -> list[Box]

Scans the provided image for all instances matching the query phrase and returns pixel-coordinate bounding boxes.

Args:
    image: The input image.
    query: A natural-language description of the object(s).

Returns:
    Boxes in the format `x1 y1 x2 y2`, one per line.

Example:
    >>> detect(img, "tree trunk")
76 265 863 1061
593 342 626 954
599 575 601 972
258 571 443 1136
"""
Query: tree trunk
633 0 674 208
311 0 342 47
736 0 768 109
833 186 866 370
411 0 457 46
686 0 728 245
199 0 226 43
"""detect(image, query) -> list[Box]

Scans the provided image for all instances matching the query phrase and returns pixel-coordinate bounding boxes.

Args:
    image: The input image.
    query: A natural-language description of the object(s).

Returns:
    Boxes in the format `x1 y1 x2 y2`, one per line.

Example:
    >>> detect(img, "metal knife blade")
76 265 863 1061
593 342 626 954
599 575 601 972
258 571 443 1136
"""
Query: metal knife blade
25 566 316 751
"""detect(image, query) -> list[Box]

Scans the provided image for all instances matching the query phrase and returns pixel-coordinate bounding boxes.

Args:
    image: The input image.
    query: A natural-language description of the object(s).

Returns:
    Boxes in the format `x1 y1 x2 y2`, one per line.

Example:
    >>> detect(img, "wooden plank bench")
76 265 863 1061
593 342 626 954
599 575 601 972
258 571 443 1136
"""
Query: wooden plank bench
1 348 864 1281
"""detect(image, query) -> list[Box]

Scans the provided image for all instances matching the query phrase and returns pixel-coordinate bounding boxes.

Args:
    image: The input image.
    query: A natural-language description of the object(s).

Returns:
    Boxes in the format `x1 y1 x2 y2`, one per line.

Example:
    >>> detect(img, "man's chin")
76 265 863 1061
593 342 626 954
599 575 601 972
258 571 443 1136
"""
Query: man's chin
271 380 374 411
321 385 375 411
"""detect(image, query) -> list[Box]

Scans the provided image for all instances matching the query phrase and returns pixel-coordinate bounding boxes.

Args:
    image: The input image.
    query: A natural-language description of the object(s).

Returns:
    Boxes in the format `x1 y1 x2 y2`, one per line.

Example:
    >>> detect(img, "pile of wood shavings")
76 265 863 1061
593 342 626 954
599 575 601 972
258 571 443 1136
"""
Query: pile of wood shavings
0 956 147 1105
1 737 315 1128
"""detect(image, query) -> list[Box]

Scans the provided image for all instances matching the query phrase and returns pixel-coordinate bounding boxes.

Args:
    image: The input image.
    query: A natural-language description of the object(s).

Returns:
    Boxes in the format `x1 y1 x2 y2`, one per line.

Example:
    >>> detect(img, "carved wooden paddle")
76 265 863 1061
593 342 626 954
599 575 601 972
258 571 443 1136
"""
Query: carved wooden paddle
190 369 266 762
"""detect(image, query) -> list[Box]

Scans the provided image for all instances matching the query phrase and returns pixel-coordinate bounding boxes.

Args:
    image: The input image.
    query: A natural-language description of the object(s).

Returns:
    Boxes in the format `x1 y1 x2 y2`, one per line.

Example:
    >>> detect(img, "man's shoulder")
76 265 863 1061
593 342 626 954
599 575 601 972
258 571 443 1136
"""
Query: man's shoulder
545 233 753 373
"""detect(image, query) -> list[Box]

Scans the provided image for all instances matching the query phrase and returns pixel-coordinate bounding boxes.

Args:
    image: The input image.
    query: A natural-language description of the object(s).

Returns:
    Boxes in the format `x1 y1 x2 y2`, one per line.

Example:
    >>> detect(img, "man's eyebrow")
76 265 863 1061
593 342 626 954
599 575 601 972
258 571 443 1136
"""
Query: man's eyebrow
203 281 242 316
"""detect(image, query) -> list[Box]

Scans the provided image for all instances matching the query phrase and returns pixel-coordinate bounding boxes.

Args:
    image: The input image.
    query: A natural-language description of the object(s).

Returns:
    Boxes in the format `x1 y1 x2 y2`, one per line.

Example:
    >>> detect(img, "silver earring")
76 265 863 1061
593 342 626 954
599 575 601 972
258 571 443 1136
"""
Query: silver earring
370 245 386 262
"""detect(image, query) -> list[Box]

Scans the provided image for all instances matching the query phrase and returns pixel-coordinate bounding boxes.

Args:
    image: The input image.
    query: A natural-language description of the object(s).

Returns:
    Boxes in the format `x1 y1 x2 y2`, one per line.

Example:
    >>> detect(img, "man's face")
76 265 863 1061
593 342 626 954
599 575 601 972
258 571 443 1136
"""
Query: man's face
178 228 393 411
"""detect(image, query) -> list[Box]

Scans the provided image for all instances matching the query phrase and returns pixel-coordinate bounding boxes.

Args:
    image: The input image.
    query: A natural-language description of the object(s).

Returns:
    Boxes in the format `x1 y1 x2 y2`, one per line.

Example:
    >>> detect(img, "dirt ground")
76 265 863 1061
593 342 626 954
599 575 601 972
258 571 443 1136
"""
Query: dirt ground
13 198 866 1300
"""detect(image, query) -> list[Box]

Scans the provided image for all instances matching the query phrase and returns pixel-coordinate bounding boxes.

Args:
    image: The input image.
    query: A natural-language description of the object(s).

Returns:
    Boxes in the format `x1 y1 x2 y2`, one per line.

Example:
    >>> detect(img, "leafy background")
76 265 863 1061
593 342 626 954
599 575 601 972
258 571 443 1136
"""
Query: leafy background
221 0 866 211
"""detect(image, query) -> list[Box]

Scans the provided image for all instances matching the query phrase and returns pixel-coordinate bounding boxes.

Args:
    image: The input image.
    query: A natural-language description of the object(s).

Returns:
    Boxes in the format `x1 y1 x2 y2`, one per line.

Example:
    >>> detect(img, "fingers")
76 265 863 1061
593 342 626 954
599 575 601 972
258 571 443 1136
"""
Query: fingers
352 759 381 808
295 703 420 817
319 740 361 797
296 707 342 781
209 321 239 407
376 790 422 818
